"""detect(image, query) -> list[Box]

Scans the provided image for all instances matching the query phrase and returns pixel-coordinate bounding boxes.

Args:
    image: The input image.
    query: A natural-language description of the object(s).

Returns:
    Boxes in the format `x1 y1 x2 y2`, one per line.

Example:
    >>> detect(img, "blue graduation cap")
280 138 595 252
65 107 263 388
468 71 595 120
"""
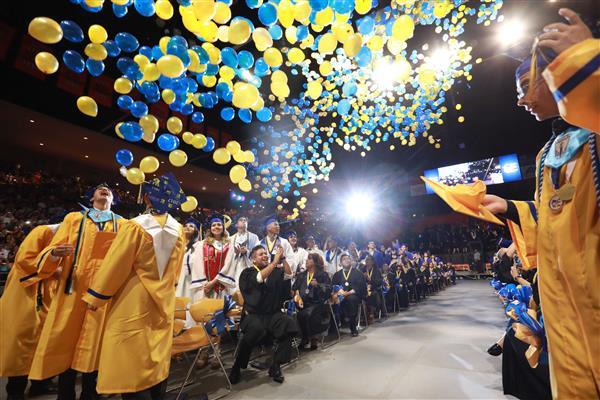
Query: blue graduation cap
498 238 513 248
203 212 225 230
284 230 297 239
142 172 186 214
263 214 278 230
184 217 201 231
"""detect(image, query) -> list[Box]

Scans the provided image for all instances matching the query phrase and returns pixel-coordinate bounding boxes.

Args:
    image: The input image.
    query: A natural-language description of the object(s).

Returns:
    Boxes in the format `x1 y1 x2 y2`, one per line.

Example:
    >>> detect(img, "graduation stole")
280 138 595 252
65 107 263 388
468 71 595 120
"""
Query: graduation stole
203 240 229 294
261 235 280 261
325 247 338 263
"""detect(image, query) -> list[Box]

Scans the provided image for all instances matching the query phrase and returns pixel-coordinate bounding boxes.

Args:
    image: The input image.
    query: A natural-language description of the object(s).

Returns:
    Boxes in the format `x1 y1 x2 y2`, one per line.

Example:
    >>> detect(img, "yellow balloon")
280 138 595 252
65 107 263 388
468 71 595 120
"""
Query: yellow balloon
201 74 217 88
243 150 255 163
134 54 150 68
226 140 241 155
213 147 231 165
28 17 63 44
229 165 247 184
167 116 183 134
367 35 384 51
232 83 260 109
159 36 171 54
332 22 353 43
199 21 219 42
34 52 59 74
192 134 207 149
315 7 334 26
181 196 198 213
271 69 288 83
143 63 160 81
278 0 294 28
270 81 290 98
233 150 246 163
238 179 252 192
142 131 156 144
114 77 133 94
115 122 124 139
287 47 305 64
161 89 176 104
387 37 406 55
203 43 221 64
263 47 283 67
318 33 337 55
169 150 188 167
217 25 230 42
192 0 216 22
294 0 311 22
252 28 273 52
139 114 159 135
76 96 98 117
156 0 174 19
394 57 412 82
88 24 108 44
319 61 333 76
213 2 231 24
84 43 107 61
219 65 235 81
229 19 251 45
355 0 372 14
126 168 145 185
139 156 160 174
250 96 264 112
182 131 194 144
392 15 415 42
285 26 298 44
307 81 322 99
157 55 185 78
343 33 362 57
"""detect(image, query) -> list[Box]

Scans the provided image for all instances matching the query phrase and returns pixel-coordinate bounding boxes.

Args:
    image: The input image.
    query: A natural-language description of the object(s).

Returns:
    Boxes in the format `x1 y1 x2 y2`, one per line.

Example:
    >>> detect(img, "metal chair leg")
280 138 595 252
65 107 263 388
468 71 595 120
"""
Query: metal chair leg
321 303 341 349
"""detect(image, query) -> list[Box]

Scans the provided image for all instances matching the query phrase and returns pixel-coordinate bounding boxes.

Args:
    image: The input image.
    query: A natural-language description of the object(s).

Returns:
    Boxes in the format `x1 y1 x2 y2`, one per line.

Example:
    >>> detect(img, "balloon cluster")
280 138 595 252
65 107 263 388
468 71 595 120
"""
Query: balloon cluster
27 0 504 216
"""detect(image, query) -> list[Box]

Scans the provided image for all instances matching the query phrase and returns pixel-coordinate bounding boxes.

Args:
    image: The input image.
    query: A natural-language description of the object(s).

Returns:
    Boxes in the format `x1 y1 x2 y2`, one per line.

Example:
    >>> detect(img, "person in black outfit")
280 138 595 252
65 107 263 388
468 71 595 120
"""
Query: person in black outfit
331 253 367 336
229 245 298 384
292 253 332 350
360 255 385 322
405 261 418 302
392 260 410 310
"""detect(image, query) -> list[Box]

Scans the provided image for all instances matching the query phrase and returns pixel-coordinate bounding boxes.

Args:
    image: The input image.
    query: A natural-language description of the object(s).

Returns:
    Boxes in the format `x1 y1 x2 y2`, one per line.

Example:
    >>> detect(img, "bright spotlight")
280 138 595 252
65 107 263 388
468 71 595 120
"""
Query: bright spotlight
429 47 453 71
497 19 526 46
345 193 374 221
372 59 397 90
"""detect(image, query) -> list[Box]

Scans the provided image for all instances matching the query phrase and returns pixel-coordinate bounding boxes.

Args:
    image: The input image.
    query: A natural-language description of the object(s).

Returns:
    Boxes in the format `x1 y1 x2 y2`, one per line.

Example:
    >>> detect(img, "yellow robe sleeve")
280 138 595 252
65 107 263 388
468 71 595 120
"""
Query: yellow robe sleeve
81 221 141 309
14 226 54 279
542 38 600 133
23 213 79 287
506 200 538 270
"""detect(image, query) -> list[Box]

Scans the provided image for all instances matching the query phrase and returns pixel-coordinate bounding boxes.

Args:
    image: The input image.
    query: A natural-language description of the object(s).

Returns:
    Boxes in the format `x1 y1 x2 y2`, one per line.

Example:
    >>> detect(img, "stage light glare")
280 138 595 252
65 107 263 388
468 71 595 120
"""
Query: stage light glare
429 47 452 71
345 193 373 221
372 60 397 90
497 19 526 46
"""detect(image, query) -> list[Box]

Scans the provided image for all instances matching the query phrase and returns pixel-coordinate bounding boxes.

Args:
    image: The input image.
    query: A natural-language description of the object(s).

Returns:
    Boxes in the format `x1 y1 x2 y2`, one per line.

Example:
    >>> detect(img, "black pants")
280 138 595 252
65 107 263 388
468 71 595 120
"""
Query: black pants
234 313 298 370
5 376 52 399
58 369 97 400
297 303 330 342
121 379 168 400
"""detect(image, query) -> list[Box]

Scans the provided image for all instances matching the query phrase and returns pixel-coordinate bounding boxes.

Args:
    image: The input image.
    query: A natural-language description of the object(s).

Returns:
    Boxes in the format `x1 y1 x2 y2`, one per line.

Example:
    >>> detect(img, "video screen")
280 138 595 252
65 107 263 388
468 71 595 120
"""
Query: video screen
424 154 522 194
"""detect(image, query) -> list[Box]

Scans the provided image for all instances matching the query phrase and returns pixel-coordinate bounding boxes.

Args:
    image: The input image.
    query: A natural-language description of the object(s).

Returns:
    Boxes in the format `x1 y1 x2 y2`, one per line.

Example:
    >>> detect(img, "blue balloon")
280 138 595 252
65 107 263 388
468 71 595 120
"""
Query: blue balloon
238 50 254 69
115 32 139 53
254 58 269 76
296 25 309 40
216 82 232 99
258 3 278 26
120 122 144 142
103 40 121 57
309 0 328 11
221 107 235 121
268 25 282 40
60 20 84 43
221 47 238 68
337 99 351 115
181 103 194 115
112 3 128 17
86 58 105 76
342 81 357 97
130 101 148 118
151 45 163 60
63 50 85 73
358 16 375 34
256 107 272 122
117 57 137 75
238 108 252 123
167 43 190 66
134 0 155 16
205 63 219 76
115 149 134 166
170 36 188 48
139 45 153 60
355 46 372 67
157 133 180 151
331 0 354 14
192 111 205 123
117 95 134 110
246 0 261 8
202 136 215 152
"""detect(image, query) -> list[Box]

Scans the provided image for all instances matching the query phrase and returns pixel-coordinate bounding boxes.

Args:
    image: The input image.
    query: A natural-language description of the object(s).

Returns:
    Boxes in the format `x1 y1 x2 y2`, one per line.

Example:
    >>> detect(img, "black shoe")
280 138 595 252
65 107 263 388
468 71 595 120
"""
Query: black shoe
29 383 58 397
228 367 241 385
268 366 284 384
487 343 503 356
6 396 25 400
351 330 359 337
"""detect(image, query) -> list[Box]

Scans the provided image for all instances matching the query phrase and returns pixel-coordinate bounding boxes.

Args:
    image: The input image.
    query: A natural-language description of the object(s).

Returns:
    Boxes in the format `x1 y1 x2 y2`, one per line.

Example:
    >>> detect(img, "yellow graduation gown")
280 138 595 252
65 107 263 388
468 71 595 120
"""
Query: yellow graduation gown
82 213 184 394
0 225 58 377
507 140 599 398
27 211 123 379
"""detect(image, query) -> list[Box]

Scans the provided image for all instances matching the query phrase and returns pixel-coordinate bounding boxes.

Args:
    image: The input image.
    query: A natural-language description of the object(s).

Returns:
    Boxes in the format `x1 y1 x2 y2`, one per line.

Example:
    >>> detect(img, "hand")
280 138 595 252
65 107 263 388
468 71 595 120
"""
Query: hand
203 281 214 295
539 8 593 54
87 304 97 311
310 278 318 287
239 245 247 255
297 298 304 309
52 244 74 257
53 266 63 280
274 245 284 262
482 195 508 215
510 266 520 279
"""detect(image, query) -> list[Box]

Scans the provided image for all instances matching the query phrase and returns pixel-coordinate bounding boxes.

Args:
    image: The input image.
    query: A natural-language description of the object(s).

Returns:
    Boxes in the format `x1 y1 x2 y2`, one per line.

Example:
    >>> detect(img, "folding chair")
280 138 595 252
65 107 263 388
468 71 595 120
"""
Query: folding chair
320 299 341 349
172 298 236 400
357 301 369 331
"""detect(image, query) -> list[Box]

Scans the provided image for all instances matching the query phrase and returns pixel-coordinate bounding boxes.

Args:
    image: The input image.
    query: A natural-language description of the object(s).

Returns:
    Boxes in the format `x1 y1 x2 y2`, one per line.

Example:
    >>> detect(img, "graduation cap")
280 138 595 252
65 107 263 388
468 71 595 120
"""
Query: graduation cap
284 230 297 239
498 237 513 248
84 183 119 206
263 214 279 230
184 217 201 231
204 212 225 230
420 176 505 226
142 172 186 214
